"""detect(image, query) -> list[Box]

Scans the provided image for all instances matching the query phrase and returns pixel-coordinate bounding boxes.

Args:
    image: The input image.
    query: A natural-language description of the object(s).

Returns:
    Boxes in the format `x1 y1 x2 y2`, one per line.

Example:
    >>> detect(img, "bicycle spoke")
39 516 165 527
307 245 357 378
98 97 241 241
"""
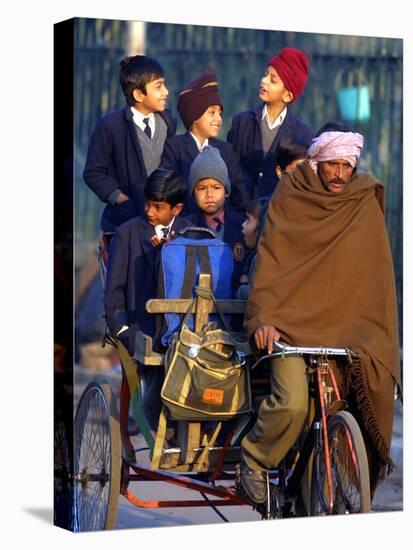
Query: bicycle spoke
311 412 370 516
74 381 120 531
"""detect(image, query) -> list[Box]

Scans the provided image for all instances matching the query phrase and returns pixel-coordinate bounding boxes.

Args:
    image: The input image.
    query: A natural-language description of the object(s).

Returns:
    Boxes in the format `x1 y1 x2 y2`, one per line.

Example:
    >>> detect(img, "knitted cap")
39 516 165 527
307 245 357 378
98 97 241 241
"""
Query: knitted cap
188 146 230 194
268 47 310 102
177 71 223 129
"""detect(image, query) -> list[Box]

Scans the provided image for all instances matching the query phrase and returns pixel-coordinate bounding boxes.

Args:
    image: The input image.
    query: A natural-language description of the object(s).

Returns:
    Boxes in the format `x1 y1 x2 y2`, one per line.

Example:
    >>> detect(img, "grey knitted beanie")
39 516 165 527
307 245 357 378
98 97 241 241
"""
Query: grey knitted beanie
188 146 231 195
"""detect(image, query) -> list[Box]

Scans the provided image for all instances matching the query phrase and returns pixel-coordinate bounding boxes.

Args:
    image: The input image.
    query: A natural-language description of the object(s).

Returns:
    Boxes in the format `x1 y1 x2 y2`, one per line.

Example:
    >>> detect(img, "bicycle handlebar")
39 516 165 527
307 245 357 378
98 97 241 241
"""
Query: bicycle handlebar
272 340 357 357
250 341 358 370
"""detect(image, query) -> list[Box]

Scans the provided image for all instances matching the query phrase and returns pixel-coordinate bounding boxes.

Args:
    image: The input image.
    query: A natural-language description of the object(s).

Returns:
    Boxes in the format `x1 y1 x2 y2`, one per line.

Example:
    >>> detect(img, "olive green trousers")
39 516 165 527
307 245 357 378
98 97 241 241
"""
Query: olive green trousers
241 355 309 471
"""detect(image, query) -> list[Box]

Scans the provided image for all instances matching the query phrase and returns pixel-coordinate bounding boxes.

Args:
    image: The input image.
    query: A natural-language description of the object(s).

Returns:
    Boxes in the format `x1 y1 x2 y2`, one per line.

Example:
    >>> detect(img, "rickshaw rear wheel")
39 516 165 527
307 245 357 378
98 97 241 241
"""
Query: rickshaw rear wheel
74 377 121 531
54 416 74 529
310 411 371 515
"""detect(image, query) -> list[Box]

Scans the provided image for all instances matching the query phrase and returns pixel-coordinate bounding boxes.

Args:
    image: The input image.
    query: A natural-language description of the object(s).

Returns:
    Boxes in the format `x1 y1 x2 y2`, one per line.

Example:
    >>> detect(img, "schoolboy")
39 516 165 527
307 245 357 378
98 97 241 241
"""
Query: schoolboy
161 72 249 214
275 136 309 178
83 55 177 233
227 48 315 199
105 168 190 429
186 146 246 293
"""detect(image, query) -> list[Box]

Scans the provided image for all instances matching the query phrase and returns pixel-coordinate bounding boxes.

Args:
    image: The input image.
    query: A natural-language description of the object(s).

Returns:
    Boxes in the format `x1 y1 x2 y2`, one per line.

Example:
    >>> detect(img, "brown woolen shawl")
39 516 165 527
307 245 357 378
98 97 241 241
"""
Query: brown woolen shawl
245 160 400 492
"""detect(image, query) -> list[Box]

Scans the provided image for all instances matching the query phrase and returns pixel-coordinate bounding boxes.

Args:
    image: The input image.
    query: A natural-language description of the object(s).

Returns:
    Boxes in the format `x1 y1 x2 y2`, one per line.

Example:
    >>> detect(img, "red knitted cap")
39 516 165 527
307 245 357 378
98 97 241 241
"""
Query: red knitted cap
268 48 310 102
177 71 223 129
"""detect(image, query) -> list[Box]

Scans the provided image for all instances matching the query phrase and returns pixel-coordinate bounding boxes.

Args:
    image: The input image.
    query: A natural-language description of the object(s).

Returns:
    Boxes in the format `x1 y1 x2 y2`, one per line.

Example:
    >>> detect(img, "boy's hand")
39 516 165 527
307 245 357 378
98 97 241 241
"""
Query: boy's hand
116 193 130 204
150 235 163 247
150 231 176 248
254 325 281 354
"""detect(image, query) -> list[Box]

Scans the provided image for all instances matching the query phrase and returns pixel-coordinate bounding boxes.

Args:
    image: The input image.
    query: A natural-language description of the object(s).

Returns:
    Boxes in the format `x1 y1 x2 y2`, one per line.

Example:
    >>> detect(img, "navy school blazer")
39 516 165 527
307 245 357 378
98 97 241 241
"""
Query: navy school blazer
104 215 191 341
227 105 315 199
161 132 250 214
83 106 177 231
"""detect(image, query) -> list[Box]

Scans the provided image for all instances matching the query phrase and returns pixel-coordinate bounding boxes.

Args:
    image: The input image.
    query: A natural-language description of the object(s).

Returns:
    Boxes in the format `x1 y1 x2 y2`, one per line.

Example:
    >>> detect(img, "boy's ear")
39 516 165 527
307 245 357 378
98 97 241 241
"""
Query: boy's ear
282 90 294 104
276 165 283 179
132 88 145 104
172 203 184 216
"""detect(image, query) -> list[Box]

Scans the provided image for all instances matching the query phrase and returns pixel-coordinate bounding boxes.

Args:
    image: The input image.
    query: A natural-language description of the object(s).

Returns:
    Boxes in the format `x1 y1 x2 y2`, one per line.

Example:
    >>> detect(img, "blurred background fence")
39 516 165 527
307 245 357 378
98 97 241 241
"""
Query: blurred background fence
73 18 403 343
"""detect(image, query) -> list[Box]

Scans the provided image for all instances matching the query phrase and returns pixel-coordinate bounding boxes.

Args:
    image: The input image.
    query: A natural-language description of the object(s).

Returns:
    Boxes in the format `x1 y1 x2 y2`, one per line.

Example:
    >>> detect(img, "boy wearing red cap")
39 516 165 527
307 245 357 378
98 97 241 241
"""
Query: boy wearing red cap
227 47 315 199
161 71 249 213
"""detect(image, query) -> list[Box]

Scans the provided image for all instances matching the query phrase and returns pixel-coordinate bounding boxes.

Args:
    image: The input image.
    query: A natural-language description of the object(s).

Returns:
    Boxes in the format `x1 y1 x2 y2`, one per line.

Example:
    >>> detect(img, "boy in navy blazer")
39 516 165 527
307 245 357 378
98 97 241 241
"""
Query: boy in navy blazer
105 169 190 429
83 55 177 233
161 72 249 214
186 146 246 295
227 48 315 199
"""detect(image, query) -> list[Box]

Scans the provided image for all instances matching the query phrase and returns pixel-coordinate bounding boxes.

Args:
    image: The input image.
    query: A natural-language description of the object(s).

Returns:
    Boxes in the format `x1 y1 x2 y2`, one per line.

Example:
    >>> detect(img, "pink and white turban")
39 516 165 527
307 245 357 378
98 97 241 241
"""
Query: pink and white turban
307 131 364 174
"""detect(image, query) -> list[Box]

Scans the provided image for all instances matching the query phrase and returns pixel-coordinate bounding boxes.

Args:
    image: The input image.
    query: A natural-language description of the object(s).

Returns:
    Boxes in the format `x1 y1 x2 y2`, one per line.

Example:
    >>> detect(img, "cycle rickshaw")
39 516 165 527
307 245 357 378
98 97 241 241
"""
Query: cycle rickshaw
72 245 371 531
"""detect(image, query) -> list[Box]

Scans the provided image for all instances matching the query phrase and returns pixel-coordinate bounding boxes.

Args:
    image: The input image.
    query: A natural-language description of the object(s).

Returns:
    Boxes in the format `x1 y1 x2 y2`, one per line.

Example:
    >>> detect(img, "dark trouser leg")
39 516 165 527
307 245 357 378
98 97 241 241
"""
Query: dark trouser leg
242 355 309 471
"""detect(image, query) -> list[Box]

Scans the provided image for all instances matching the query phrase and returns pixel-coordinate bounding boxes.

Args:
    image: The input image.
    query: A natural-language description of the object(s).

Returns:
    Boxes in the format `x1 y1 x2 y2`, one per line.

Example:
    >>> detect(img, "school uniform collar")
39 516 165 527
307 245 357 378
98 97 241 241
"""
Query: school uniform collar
189 132 209 152
261 105 287 130
123 105 177 137
154 217 175 239
203 210 225 232
131 107 156 136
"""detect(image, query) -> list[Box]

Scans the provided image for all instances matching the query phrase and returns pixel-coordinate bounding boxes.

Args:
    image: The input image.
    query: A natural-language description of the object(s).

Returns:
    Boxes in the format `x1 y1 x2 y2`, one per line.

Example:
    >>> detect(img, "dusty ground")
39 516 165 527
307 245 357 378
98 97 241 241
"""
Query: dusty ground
73 365 403 529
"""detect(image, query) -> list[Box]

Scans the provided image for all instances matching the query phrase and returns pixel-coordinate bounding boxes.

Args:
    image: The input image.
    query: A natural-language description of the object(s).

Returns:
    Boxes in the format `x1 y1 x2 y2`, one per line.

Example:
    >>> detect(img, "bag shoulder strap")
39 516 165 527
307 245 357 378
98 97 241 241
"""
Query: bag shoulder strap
151 406 168 470
195 422 222 472
181 245 197 299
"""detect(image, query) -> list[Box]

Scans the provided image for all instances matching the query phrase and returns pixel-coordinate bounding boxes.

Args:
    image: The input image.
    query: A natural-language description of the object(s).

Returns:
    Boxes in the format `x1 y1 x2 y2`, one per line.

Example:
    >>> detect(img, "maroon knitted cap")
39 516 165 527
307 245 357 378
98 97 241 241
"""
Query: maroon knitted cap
268 48 310 102
177 71 223 129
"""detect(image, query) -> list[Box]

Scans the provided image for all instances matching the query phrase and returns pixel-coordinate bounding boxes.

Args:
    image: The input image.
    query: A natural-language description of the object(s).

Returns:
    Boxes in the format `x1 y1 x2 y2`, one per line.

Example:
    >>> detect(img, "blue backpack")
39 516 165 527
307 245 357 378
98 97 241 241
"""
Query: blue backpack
158 227 234 346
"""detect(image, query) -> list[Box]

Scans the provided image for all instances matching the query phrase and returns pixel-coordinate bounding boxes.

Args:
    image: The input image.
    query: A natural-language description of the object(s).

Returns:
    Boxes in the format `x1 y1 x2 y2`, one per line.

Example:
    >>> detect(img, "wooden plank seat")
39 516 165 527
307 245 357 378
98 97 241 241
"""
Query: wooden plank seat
132 300 250 366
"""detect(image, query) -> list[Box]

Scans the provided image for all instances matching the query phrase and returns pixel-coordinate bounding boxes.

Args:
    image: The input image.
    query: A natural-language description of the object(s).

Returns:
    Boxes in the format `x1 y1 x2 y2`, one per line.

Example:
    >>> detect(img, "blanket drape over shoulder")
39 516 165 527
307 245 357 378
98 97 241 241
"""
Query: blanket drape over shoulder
245 160 400 491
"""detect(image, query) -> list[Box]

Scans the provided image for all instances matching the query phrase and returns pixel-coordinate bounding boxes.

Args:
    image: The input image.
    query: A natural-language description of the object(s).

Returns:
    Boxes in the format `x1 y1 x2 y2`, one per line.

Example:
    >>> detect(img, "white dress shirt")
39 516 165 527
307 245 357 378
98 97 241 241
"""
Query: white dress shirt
131 107 156 138
190 132 209 151
262 105 287 130
154 217 175 240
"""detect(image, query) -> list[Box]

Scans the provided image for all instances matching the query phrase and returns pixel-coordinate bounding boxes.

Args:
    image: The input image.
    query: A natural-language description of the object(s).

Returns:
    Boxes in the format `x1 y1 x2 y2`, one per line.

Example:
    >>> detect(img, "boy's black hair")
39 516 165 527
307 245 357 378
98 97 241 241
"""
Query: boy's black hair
246 197 269 219
119 55 165 106
247 197 270 243
275 137 310 171
315 120 353 137
144 169 186 206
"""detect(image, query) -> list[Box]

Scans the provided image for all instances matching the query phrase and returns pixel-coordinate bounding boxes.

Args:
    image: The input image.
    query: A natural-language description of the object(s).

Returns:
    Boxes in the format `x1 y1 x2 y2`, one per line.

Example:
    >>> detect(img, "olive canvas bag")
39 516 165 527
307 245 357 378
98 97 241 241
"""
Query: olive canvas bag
160 288 252 421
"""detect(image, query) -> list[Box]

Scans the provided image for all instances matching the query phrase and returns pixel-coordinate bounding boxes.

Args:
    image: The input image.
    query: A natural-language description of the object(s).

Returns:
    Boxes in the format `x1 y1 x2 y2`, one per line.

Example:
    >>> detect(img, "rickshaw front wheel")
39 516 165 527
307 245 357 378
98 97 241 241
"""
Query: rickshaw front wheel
310 411 371 515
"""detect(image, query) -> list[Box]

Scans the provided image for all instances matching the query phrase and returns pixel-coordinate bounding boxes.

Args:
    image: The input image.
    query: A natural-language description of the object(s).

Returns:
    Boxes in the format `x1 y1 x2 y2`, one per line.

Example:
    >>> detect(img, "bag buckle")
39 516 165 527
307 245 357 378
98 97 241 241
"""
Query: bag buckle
188 344 201 358
236 351 246 366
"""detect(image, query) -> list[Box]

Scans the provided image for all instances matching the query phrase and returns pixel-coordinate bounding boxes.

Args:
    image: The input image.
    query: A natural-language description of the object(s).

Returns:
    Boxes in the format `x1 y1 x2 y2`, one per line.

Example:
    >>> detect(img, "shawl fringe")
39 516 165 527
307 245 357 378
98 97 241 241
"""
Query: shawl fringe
348 356 395 488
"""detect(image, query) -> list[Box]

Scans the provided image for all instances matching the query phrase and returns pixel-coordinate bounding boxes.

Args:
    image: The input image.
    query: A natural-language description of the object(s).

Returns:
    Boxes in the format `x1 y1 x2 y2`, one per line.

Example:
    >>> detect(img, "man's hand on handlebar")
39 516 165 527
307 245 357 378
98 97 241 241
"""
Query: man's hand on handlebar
254 325 281 355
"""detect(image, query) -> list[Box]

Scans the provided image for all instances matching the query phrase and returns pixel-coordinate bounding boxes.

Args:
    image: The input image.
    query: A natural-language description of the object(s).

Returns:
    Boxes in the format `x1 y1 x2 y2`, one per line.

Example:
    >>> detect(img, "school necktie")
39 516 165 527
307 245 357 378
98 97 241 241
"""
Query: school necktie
213 217 224 233
161 227 169 239
143 117 152 139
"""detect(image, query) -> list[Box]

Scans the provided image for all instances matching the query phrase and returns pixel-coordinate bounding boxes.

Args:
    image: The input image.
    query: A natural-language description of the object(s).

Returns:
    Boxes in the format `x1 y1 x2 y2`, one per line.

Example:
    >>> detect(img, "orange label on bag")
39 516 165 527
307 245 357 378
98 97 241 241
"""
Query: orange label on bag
202 388 224 405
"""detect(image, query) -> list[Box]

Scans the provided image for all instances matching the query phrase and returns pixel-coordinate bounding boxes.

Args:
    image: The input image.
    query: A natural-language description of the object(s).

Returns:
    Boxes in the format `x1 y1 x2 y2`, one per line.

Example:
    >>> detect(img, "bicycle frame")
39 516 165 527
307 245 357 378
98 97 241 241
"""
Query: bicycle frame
251 342 359 516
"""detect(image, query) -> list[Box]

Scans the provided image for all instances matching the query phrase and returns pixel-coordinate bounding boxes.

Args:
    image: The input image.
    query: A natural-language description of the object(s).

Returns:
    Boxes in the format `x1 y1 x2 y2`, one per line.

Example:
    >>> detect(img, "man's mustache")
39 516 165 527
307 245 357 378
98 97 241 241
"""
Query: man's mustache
329 178 345 185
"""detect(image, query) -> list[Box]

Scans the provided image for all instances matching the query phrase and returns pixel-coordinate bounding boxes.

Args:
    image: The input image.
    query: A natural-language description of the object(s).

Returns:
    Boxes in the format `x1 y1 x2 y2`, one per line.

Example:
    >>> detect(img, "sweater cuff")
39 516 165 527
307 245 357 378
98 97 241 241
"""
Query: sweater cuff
107 188 122 205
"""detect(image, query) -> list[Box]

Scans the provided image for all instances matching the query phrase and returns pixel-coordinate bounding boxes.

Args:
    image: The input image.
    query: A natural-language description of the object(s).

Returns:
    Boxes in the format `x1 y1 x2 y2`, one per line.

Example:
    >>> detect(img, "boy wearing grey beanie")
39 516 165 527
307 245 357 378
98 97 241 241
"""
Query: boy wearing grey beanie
187 146 246 294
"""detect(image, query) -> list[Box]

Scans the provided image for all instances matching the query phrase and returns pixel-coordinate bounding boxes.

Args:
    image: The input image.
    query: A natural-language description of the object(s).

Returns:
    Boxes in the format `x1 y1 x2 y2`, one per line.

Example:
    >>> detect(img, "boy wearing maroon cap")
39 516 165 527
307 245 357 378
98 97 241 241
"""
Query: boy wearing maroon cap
227 47 315 199
161 71 249 214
